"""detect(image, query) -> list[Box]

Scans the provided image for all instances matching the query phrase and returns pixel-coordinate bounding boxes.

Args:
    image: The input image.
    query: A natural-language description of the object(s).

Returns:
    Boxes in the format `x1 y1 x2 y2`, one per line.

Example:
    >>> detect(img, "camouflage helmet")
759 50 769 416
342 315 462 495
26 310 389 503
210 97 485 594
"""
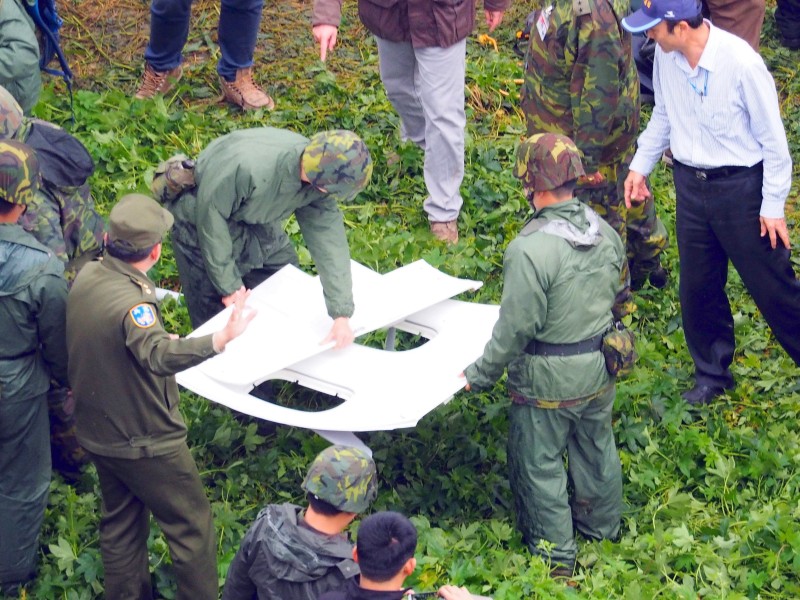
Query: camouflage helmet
0 86 23 140
0 140 40 206
301 130 373 202
302 445 378 513
514 133 585 191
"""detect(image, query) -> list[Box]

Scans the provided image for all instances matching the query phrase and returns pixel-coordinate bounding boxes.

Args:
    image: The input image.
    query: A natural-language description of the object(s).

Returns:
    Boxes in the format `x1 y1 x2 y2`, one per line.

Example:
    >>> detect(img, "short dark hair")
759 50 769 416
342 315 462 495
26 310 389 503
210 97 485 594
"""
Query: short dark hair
306 491 344 517
0 199 17 215
551 179 577 198
666 14 704 33
106 238 157 263
356 511 417 582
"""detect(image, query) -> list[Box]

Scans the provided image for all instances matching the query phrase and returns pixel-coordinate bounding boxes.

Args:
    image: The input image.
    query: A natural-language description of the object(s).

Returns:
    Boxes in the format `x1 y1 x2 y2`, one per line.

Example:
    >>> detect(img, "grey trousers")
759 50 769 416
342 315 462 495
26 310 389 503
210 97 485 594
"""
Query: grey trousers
507 385 622 569
375 37 466 223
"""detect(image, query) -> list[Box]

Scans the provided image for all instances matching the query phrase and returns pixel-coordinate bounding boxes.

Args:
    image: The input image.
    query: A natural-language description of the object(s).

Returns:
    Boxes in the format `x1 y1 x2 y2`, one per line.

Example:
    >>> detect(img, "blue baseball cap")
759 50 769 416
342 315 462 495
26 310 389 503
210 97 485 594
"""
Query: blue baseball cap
622 0 703 33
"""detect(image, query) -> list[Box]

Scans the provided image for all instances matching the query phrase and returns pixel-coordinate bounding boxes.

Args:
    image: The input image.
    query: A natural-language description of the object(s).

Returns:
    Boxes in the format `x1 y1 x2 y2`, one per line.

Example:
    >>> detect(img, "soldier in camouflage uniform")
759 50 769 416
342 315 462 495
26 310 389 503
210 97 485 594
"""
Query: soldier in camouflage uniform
0 85 105 481
222 445 378 600
520 0 669 315
463 134 624 576
160 128 372 348
0 141 68 595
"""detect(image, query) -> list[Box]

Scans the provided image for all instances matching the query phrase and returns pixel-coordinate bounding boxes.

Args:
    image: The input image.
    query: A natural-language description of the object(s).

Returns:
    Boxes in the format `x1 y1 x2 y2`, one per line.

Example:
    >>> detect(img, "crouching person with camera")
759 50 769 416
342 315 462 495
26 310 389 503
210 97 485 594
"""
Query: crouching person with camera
461 133 630 578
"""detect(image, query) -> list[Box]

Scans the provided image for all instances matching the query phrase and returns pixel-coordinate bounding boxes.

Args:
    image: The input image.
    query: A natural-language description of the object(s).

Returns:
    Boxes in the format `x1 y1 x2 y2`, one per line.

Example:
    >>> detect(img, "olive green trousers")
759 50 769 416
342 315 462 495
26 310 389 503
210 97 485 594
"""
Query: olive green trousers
507 385 622 569
89 445 217 600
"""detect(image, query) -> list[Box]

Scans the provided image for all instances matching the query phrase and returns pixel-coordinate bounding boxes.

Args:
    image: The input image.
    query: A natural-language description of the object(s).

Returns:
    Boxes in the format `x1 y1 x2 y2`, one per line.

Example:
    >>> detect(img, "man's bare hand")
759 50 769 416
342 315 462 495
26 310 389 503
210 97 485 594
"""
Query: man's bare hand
458 371 471 392
222 286 246 308
213 290 256 352
623 170 650 208
439 585 474 600
313 24 339 61
321 316 354 349
577 171 606 186
760 216 792 250
485 10 504 32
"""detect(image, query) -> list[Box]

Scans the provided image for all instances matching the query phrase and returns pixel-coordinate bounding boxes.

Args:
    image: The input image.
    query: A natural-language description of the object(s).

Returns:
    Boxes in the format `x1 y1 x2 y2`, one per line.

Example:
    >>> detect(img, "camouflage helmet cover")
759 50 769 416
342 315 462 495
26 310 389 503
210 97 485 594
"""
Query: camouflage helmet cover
302 445 378 513
514 133 585 191
301 130 373 202
0 86 23 140
0 140 40 206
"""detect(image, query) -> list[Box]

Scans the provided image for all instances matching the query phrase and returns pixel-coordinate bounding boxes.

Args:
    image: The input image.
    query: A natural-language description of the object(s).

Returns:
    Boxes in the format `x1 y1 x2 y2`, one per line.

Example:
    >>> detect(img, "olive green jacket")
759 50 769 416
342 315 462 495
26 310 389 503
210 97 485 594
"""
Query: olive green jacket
0 223 67 401
0 0 41 114
67 255 218 458
171 128 354 319
464 200 624 404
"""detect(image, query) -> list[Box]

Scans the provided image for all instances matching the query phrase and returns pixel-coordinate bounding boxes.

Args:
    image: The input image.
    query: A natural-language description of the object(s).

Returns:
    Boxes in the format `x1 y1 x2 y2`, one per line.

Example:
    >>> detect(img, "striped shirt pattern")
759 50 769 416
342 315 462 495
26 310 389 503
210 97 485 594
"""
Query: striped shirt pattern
630 22 792 218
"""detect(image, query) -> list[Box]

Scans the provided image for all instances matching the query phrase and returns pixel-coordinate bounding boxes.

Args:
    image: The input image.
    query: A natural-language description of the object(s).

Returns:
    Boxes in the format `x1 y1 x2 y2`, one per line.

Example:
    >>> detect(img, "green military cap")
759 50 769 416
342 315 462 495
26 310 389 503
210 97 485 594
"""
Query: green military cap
301 130 373 202
0 140 39 205
514 133 585 191
0 86 23 140
302 445 378 513
108 193 174 251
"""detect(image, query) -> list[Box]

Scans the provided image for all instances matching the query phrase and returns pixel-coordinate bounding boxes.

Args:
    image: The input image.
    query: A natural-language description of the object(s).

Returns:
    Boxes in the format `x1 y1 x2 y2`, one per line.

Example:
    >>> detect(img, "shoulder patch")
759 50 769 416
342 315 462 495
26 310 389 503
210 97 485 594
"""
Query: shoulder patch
129 304 157 328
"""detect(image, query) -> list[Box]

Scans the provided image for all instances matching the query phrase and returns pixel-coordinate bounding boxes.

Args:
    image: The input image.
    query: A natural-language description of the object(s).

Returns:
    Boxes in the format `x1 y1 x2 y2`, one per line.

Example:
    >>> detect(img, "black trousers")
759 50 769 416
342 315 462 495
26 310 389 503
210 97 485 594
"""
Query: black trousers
674 161 800 388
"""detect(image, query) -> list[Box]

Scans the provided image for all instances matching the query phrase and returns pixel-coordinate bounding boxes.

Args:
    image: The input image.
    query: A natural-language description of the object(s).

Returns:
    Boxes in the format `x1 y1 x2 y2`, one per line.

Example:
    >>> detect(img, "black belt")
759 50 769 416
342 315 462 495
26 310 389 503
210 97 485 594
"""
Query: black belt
0 348 36 360
674 160 762 181
524 332 605 357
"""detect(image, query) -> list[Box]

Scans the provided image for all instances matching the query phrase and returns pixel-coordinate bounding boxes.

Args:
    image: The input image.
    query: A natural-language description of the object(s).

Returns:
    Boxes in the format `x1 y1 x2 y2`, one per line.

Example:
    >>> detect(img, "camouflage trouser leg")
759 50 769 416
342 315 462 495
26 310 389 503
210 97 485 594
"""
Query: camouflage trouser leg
48 385 87 483
576 179 634 319
627 192 669 285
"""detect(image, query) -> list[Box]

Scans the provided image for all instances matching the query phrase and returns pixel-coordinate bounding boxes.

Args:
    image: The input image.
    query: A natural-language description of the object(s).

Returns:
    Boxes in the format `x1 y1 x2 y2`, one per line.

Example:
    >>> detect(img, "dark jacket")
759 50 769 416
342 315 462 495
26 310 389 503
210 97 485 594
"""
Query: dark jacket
312 0 510 49
67 254 218 459
319 579 409 600
0 223 68 400
222 503 359 600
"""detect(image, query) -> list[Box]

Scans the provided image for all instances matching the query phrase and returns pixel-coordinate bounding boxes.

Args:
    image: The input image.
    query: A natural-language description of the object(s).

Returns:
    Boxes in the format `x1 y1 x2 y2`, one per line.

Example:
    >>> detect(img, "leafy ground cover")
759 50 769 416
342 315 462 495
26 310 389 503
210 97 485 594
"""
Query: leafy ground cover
8 0 800 598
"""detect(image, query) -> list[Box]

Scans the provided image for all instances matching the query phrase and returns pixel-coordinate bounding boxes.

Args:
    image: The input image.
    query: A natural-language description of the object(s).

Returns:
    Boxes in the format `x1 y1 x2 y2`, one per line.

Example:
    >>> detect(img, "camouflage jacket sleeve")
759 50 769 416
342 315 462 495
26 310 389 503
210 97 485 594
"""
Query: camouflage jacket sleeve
464 239 549 390
295 197 355 319
0 0 41 114
311 0 343 27
568 4 627 172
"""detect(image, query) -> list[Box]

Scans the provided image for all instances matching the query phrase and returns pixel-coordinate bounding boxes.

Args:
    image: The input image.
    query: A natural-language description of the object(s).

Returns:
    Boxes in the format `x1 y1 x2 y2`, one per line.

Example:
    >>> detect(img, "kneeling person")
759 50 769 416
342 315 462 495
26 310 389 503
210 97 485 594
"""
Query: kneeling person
462 134 625 575
222 445 378 600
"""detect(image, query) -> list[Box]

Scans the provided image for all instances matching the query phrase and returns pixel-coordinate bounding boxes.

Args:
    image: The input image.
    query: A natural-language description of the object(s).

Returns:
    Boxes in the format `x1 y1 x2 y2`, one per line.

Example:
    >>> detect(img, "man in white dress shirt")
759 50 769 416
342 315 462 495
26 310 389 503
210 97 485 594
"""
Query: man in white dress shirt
622 0 800 406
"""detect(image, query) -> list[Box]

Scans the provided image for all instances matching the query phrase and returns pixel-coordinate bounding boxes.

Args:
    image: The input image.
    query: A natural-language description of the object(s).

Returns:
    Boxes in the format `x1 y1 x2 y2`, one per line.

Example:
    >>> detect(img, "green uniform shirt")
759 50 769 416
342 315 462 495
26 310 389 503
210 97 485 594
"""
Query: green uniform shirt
0 223 68 400
465 200 624 403
520 0 639 172
0 0 42 114
67 254 218 458
173 127 354 319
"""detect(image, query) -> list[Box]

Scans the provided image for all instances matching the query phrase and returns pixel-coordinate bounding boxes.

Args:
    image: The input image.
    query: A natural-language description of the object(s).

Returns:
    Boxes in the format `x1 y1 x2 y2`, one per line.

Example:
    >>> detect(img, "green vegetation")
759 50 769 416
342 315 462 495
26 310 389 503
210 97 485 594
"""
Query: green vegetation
12 1 800 598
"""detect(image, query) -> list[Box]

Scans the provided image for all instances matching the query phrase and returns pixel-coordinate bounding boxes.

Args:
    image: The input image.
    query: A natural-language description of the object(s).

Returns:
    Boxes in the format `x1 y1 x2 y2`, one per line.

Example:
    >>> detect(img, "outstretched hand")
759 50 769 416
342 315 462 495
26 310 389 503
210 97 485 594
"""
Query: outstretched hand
213 289 257 352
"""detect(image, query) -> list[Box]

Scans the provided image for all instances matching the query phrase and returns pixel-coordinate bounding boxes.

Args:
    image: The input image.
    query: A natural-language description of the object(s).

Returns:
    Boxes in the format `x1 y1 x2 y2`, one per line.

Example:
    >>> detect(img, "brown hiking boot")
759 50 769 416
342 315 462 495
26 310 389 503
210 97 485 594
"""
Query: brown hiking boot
134 63 183 99
220 68 275 110
430 220 458 244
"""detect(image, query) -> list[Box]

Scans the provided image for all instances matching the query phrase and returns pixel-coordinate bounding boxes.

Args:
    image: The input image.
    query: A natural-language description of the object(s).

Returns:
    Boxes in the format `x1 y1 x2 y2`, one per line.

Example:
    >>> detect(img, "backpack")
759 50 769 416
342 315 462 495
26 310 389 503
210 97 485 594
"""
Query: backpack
22 0 74 94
